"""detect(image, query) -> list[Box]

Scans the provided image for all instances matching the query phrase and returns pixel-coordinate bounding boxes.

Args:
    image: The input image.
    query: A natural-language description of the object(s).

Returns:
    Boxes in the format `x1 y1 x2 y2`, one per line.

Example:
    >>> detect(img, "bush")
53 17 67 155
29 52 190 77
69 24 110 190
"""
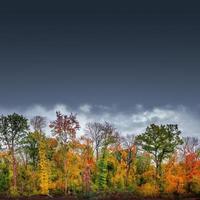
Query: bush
139 182 159 197
190 176 200 195
0 162 10 193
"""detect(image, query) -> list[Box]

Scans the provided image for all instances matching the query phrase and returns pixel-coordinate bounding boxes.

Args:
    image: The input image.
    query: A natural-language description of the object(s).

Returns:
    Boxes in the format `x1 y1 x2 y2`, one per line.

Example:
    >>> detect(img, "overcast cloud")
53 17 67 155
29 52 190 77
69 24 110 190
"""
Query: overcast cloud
0 104 199 137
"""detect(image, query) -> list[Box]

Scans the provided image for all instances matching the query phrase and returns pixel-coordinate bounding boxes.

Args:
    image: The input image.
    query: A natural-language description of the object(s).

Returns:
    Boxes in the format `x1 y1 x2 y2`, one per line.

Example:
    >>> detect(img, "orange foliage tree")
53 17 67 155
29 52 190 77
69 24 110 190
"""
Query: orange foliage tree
49 111 80 194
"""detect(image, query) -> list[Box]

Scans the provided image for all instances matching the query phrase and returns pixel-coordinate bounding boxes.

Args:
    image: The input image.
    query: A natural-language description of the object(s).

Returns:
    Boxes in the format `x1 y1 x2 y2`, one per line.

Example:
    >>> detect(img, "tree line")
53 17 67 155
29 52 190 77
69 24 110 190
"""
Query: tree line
0 111 200 197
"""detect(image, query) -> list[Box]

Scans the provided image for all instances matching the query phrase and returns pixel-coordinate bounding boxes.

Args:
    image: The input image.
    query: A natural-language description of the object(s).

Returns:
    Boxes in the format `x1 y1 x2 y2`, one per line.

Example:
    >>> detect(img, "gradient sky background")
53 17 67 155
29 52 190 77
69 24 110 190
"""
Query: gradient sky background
0 1 200 136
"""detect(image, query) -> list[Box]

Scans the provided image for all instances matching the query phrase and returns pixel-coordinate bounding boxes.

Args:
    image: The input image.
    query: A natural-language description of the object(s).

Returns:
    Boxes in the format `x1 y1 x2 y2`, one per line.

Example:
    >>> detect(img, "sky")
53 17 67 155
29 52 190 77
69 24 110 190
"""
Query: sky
0 1 200 136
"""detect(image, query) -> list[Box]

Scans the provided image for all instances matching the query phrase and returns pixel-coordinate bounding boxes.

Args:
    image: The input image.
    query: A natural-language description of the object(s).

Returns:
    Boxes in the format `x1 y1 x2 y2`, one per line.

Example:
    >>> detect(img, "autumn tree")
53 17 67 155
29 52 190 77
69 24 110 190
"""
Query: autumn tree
80 136 94 194
121 134 137 187
23 131 40 168
49 111 80 194
135 153 152 186
22 116 46 169
94 122 119 191
164 155 186 195
136 124 183 187
0 113 29 192
97 146 108 191
50 111 80 144
179 137 200 193
39 135 49 195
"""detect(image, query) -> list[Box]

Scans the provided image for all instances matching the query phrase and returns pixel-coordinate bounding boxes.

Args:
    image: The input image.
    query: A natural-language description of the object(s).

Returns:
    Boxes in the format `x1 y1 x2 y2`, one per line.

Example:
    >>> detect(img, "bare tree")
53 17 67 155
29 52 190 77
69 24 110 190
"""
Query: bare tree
181 137 200 157
102 122 120 146
30 116 47 133
85 121 119 161
121 134 137 186
85 122 104 161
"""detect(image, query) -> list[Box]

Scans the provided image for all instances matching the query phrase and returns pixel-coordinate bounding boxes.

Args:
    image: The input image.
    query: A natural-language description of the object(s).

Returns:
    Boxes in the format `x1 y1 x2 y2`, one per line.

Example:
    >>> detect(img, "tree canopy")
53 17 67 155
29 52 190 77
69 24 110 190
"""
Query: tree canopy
0 113 199 198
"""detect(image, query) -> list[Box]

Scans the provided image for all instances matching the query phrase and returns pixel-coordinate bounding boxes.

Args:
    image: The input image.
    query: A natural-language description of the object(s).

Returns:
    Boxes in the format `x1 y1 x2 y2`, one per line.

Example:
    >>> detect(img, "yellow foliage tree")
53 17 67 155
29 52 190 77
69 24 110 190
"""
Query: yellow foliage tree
110 154 126 190
65 149 82 192
39 137 49 195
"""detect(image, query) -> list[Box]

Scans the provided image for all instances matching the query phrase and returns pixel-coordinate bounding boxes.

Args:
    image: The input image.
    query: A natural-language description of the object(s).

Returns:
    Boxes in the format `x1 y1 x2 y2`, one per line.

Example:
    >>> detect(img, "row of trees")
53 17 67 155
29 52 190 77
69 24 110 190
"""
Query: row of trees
0 112 200 197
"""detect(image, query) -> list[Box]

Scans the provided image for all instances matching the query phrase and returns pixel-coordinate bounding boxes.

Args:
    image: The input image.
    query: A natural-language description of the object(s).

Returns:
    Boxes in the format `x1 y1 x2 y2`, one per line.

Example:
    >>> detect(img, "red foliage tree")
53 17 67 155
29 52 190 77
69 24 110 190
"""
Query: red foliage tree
49 111 80 144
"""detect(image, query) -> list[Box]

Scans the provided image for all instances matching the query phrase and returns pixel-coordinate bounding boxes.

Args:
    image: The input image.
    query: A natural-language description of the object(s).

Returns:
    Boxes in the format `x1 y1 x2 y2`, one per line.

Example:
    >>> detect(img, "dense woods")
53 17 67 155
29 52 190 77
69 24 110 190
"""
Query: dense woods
0 112 200 199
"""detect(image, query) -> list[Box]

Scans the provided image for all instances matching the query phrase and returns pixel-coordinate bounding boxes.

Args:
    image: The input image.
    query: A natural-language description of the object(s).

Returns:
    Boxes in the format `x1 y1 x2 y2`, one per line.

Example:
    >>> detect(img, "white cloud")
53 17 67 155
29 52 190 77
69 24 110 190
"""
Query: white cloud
79 104 92 113
0 104 199 137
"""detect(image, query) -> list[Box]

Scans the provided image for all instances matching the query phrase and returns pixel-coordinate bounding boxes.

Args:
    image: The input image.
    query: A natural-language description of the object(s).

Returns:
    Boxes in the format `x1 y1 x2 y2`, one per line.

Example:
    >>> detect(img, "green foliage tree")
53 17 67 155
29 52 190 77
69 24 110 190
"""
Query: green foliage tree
135 153 151 185
0 113 29 192
25 115 47 169
136 124 183 185
23 131 40 168
97 147 108 191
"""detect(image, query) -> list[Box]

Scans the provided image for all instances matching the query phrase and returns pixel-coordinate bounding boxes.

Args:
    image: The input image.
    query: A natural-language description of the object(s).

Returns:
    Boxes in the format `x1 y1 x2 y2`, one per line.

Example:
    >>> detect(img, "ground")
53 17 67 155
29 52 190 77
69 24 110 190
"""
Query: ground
0 194 200 200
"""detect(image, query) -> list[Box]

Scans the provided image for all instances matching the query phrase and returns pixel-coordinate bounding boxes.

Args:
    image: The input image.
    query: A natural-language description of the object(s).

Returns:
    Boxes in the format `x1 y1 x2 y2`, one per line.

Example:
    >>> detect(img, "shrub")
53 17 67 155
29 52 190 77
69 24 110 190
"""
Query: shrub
139 182 159 197
0 162 10 193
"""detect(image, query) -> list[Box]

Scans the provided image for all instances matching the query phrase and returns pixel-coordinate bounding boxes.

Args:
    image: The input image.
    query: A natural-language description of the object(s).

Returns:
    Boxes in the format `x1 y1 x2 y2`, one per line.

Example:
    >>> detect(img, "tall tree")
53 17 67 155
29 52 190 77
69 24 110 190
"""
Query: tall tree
23 131 40 168
136 124 183 184
0 113 29 191
50 111 80 145
97 146 108 191
121 134 137 187
39 135 49 195
85 122 119 161
80 136 93 194
93 122 119 191
85 122 104 161
49 111 80 194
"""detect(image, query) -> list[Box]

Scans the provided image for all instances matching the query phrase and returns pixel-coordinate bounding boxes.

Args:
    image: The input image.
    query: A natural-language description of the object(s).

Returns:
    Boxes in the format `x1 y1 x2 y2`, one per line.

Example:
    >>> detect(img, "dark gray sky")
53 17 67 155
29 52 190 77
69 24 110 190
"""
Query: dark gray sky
0 1 200 110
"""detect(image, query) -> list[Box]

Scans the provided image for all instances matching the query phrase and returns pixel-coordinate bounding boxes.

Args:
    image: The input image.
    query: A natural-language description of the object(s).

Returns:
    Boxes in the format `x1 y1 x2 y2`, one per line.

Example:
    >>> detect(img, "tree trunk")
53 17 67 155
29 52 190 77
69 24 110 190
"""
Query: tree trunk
64 151 68 195
125 165 130 187
155 159 161 179
96 148 99 161
11 149 17 190
155 160 163 192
